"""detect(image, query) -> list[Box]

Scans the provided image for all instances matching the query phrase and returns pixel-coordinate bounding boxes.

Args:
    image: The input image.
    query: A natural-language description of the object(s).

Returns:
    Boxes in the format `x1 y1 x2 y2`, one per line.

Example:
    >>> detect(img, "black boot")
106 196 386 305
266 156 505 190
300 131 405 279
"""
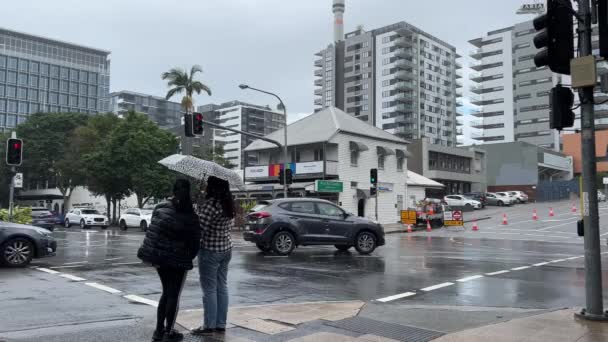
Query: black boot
151 328 164 342
162 329 184 342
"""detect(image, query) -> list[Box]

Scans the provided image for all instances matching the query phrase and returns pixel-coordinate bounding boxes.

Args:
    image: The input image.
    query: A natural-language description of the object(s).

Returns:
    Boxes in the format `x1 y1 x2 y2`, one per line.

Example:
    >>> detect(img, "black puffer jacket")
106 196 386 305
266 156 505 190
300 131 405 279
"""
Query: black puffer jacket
137 201 201 270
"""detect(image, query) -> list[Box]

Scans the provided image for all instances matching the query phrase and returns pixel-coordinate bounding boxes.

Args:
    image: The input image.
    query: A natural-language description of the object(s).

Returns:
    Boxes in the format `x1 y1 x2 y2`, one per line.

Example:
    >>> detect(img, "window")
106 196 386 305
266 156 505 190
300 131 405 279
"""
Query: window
351 150 359 166
79 70 88 82
79 83 87 95
7 71 16 84
18 59 28 72
29 62 39 74
70 95 78 107
289 202 315 214
28 89 38 101
70 82 77 94
70 68 78 81
0 56 5 68
29 75 38 88
314 148 324 161
8 57 18 70
378 154 385 169
61 80 69 92
50 65 59 77
397 156 404 172
60 67 69 79
49 92 58 104
18 102 27 114
350 181 358 189
50 79 59 91
59 94 68 105
7 100 17 113
40 63 49 75
40 77 48 89
18 87 27 99
6 86 16 98
316 203 344 217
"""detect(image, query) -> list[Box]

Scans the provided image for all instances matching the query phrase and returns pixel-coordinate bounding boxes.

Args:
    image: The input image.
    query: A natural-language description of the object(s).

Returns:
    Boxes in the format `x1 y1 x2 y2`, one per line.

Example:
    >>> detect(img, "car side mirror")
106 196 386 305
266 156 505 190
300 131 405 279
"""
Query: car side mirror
343 212 350 219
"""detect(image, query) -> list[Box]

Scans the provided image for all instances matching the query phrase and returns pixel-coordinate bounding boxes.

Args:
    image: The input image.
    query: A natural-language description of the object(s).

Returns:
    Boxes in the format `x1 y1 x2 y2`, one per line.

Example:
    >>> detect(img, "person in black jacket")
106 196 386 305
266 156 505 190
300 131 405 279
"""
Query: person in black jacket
138 179 201 342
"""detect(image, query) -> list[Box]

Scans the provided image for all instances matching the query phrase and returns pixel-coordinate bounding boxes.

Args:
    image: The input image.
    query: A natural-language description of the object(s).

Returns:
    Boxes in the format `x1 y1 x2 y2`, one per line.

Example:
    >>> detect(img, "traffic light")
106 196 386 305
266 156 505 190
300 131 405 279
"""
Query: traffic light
532 0 574 75
6 138 23 166
549 85 575 130
285 169 293 185
184 113 194 137
370 186 377 197
278 169 284 185
193 112 204 136
370 168 378 185
600 0 608 58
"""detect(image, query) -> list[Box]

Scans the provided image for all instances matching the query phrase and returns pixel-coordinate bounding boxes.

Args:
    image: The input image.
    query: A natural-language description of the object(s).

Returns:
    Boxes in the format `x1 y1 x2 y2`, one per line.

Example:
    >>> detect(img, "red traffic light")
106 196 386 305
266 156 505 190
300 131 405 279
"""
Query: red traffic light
6 138 23 166
193 112 204 135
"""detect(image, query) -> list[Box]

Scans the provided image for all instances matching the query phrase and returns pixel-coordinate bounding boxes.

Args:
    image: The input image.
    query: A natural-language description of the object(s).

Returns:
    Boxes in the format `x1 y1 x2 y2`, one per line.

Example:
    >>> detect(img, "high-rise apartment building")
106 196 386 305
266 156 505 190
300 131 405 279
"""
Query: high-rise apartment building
196 101 285 169
314 18 461 147
0 28 111 132
110 90 182 128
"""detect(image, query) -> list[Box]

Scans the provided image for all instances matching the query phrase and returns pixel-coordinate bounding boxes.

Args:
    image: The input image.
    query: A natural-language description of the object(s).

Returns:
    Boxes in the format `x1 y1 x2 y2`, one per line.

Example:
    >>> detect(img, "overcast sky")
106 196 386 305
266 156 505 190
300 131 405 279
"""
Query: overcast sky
3 0 538 121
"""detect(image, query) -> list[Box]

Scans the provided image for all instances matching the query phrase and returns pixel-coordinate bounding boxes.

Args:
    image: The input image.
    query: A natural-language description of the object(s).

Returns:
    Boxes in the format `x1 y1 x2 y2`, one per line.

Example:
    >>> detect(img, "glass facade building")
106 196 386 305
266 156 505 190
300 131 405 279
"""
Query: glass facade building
110 91 182 128
0 28 111 132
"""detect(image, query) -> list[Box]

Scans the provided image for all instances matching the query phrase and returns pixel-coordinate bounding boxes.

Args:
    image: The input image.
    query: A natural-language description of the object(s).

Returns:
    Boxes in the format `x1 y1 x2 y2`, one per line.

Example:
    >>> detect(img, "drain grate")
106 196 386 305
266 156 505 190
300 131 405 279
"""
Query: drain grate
325 317 444 342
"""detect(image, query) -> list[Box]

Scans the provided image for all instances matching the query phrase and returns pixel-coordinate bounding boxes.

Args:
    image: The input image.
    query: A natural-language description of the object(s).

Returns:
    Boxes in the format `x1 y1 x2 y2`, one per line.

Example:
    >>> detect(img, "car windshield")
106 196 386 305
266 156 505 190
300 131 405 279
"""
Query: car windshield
250 203 269 212
140 210 153 215
81 209 100 215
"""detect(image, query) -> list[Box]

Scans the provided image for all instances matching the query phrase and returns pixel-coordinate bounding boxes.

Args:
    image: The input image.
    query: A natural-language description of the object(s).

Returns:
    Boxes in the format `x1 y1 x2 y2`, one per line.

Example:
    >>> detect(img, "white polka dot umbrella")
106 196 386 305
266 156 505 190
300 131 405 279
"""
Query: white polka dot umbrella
158 154 245 190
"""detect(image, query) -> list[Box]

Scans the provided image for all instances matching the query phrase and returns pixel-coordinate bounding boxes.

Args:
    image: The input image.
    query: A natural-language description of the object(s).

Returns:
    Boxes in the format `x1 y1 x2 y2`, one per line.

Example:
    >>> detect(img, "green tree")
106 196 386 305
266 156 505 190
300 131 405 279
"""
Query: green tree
161 65 212 112
192 144 236 169
16 112 89 211
110 111 178 208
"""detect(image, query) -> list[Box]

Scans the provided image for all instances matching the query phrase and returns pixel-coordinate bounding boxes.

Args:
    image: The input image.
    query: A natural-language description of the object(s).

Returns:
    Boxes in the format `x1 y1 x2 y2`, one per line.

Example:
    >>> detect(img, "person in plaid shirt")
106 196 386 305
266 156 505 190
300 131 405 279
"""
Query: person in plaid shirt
192 176 235 336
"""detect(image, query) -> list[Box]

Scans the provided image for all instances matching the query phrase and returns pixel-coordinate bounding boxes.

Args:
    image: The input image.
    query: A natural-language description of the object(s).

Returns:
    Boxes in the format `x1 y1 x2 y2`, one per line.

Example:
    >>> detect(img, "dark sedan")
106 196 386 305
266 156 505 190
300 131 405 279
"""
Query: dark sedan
0 221 57 267
30 207 56 231
243 198 385 255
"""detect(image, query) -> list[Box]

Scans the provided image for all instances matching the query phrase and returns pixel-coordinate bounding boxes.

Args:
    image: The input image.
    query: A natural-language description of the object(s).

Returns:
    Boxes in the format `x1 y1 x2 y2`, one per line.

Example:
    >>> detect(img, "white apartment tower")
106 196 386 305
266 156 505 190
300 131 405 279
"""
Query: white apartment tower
314 19 461 147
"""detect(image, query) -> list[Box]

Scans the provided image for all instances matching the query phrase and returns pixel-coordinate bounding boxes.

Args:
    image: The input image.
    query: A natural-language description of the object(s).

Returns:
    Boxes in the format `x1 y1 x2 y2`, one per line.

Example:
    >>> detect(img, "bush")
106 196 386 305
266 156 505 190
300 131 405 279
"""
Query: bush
0 207 33 224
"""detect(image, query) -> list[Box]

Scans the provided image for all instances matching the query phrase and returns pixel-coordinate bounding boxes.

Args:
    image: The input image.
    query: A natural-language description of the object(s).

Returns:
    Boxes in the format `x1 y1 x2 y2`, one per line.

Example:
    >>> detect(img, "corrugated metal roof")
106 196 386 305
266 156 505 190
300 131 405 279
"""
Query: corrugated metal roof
244 107 407 151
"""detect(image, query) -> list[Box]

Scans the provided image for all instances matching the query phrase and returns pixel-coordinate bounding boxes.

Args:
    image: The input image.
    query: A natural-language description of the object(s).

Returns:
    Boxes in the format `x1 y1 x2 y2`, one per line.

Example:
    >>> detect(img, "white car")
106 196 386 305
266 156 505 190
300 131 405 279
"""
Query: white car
496 192 518 204
443 195 482 209
508 191 529 203
486 192 514 206
119 208 153 231
64 208 108 229
598 191 607 202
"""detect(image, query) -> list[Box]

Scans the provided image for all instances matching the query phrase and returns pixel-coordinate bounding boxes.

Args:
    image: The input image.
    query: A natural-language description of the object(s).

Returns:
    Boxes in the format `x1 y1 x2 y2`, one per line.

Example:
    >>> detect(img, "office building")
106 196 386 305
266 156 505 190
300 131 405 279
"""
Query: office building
110 90 182 128
314 2 461 147
0 27 111 132
195 101 285 169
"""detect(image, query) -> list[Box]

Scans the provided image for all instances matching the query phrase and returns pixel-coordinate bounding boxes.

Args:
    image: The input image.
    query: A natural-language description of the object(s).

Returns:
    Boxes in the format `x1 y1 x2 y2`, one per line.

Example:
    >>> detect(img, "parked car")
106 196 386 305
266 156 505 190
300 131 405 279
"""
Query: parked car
443 195 482 209
0 221 56 267
64 208 108 229
496 192 518 204
508 191 529 203
485 192 513 206
464 192 487 208
243 198 385 256
598 191 607 202
30 207 56 231
119 208 153 231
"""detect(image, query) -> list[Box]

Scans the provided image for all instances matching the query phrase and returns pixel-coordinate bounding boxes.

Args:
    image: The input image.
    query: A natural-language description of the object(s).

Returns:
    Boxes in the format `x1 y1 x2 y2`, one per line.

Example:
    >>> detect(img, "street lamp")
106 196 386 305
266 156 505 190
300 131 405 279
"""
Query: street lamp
239 84 288 199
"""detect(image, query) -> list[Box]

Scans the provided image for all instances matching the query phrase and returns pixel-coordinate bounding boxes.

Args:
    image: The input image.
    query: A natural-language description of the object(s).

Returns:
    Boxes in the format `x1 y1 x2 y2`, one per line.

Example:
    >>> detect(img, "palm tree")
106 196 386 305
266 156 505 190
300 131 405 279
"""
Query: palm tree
161 65 211 113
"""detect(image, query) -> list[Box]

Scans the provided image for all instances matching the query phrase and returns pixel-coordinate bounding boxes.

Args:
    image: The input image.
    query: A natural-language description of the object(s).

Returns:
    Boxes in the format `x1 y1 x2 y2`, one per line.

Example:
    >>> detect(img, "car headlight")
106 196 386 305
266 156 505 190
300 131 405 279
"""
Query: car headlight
34 228 52 237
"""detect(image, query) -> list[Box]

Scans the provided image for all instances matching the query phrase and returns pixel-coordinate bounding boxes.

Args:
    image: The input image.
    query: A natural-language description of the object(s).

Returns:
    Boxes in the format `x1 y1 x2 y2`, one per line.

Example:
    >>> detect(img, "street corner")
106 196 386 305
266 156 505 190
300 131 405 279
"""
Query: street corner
177 301 365 336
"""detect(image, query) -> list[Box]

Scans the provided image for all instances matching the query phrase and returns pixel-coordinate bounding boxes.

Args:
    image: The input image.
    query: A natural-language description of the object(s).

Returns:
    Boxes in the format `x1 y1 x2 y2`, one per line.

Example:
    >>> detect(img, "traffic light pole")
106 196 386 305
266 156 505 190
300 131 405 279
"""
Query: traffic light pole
8 166 15 222
576 0 608 321
375 187 378 221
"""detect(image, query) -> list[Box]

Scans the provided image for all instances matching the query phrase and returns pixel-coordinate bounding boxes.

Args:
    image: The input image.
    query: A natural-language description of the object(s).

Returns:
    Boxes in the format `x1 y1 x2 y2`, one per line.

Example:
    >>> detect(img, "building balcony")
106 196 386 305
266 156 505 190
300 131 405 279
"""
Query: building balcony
315 50 324 57
395 70 415 81
456 70 463 79
314 69 323 77
456 110 464 117
395 103 415 114
315 79 323 86
395 92 417 104
395 37 415 49
395 57 415 70
314 88 323 96
314 59 323 67
456 117 463 126
470 84 484 94
455 60 462 69
456 98 464 107
469 71 483 83
456 88 463 96
314 98 323 106
395 48 415 59
470 95 483 106
469 48 484 60
395 81 415 92
470 120 485 128
470 60 483 71
456 80 463 88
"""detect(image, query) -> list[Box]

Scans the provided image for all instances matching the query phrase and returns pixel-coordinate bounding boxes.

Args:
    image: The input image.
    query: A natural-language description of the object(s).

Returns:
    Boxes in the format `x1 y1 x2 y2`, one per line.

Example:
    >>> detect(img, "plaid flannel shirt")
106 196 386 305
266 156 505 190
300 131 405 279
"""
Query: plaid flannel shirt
197 199 233 252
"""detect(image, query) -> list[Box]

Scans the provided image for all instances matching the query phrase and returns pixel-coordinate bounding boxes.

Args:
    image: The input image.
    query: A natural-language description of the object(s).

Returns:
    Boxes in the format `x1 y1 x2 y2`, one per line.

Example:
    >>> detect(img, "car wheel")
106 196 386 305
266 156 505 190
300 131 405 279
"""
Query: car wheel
335 245 351 251
64 219 71 228
271 231 295 256
140 221 148 232
498 201 504 207
517 199 522 204
355 231 377 255
256 243 272 252
465 203 472 210
80 219 86 229
1 238 34 267
119 220 127 231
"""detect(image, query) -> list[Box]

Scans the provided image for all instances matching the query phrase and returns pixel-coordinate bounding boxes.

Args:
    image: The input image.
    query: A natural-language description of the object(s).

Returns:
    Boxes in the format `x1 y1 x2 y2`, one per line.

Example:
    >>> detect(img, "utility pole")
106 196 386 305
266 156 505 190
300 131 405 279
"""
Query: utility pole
7 131 18 222
576 0 608 321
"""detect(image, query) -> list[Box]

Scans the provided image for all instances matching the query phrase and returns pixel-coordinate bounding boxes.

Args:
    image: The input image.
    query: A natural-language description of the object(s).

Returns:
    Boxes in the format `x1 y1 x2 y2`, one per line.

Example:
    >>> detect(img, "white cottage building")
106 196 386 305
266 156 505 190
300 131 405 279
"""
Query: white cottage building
241 107 410 224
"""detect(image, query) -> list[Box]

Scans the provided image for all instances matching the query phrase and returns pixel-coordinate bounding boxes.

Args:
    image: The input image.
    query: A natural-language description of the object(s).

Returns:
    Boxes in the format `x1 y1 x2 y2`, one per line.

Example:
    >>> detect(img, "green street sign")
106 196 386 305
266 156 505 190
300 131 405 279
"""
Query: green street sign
315 180 343 193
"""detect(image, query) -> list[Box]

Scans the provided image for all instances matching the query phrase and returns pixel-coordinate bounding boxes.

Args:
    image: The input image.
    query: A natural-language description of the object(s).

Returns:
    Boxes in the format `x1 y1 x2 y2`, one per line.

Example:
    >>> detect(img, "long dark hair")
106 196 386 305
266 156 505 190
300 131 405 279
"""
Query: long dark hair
205 176 235 218
172 179 194 213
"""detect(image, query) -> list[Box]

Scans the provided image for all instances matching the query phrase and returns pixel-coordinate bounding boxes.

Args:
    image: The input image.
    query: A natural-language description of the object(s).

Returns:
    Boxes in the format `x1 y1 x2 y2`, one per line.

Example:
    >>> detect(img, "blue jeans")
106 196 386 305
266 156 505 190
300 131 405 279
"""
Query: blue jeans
198 248 232 329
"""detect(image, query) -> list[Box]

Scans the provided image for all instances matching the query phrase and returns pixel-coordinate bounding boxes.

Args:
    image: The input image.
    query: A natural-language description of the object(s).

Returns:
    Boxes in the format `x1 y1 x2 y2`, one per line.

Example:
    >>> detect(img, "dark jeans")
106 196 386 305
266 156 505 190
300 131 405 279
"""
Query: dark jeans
156 267 187 332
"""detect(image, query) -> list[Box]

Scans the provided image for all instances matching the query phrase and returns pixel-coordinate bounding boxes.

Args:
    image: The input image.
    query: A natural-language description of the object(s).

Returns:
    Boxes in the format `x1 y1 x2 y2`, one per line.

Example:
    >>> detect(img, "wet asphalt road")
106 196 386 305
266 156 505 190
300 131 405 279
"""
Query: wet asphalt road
2 200 608 339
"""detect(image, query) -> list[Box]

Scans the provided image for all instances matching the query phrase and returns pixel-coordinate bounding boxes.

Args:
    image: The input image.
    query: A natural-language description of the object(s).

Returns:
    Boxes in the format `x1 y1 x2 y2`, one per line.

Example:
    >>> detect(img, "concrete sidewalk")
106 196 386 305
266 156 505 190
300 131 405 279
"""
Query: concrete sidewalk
434 308 608 342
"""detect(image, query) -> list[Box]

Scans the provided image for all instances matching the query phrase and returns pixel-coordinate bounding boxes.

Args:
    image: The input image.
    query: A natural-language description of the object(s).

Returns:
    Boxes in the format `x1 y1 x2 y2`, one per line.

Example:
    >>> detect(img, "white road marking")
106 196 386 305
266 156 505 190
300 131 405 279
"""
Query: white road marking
550 259 567 263
533 262 550 266
123 294 159 307
104 257 124 261
49 264 87 269
456 275 484 282
376 292 417 303
36 267 60 274
566 257 580 260
511 266 531 271
84 282 122 294
486 270 510 275
110 262 142 266
59 273 86 281
421 282 454 292
62 261 88 265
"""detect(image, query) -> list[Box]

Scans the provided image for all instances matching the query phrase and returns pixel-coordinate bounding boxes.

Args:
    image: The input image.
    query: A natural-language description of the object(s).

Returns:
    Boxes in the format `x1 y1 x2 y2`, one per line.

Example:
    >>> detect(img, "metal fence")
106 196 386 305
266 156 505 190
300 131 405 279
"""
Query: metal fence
535 178 580 202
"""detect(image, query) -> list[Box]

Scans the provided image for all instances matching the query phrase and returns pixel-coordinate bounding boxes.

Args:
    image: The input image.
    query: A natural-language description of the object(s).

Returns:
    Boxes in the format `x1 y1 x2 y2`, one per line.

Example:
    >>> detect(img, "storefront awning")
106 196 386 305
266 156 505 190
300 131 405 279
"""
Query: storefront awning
350 141 369 152
377 146 395 156
395 149 411 159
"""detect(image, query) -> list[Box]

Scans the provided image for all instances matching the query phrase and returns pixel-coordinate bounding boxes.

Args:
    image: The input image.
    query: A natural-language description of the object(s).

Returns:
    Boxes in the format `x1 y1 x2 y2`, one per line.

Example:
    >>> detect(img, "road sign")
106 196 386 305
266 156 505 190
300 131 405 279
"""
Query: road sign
400 210 417 225
13 173 23 188
603 177 608 184
444 210 464 226
314 180 343 193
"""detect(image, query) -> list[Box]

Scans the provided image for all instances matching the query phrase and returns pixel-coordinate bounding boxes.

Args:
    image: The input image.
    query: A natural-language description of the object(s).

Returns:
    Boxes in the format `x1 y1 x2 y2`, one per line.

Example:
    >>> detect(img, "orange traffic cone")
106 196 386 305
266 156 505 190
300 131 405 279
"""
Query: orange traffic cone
426 220 432 232
533 209 538 221
472 219 479 231
407 224 413 233
571 204 577 213
549 207 555 217
502 214 508 225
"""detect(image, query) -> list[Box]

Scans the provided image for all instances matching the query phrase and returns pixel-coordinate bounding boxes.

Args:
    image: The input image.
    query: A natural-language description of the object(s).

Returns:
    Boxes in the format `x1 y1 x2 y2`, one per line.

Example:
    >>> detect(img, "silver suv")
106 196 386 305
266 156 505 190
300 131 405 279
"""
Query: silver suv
243 198 385 256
